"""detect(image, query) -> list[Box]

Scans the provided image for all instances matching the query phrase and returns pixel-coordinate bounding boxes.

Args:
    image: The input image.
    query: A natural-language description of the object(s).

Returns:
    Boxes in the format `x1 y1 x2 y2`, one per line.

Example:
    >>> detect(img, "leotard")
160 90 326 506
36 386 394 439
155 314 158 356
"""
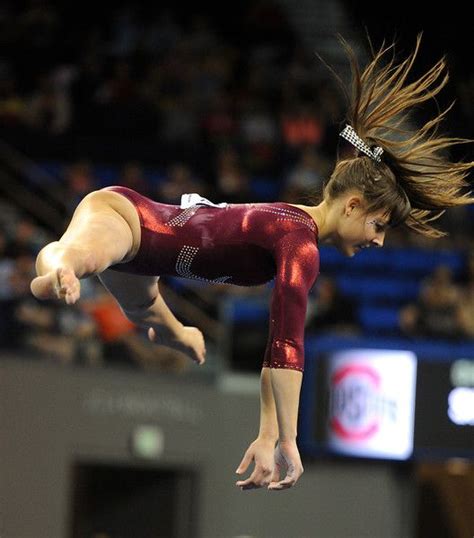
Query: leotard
106 186 320 371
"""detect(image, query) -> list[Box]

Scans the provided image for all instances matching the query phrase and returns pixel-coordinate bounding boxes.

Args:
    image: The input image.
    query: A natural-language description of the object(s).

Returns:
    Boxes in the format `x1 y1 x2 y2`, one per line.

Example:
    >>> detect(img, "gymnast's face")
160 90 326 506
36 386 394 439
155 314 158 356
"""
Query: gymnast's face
336 196 389 257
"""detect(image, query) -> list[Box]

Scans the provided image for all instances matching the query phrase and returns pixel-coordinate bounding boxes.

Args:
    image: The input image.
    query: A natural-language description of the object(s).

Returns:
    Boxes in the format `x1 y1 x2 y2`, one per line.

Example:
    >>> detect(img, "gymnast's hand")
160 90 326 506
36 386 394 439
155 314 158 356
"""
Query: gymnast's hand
148 326 206 365
235 437 276 490
266 440 304 490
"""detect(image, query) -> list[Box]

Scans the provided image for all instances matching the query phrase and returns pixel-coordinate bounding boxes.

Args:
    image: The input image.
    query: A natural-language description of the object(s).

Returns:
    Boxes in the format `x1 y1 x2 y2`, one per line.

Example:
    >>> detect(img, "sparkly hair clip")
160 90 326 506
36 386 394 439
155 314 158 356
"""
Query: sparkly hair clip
339 124 384 163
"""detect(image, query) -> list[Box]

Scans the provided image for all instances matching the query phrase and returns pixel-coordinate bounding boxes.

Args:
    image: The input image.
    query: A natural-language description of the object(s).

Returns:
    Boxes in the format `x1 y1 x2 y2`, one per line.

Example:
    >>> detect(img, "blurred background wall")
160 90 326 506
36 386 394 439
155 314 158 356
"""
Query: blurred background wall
1 358 415 538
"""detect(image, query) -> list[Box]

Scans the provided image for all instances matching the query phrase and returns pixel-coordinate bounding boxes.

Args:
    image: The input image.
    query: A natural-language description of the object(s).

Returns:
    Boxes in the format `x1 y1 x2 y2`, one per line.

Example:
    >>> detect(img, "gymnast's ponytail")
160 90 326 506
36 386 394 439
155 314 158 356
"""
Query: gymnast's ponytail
320 34 474 238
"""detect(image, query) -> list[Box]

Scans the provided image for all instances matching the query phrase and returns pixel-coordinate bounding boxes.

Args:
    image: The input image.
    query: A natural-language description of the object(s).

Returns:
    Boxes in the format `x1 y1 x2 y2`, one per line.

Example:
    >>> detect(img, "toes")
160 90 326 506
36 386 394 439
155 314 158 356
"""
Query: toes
31 267 81 304
148 327 164 344
64 286 80 305
55 268 81 304
147 327 155 341
30 275 54 300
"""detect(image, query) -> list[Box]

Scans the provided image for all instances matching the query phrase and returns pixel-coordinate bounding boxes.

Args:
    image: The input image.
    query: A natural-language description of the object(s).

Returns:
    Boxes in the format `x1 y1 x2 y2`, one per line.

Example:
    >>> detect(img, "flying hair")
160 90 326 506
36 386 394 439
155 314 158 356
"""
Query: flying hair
319 33 474 237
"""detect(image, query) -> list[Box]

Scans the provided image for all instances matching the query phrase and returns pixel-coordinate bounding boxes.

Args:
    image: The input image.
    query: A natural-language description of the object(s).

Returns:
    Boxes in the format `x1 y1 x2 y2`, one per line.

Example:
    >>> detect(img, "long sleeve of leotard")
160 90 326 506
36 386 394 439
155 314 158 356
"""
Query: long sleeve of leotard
262 229 319 372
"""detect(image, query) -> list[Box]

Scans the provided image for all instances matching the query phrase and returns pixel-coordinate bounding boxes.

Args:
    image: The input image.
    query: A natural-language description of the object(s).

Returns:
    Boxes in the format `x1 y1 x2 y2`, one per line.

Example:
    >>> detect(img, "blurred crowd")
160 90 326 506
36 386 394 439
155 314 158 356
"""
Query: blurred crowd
399 256 474 341
0 1 341 185
306 255 474 342
1 1 474 371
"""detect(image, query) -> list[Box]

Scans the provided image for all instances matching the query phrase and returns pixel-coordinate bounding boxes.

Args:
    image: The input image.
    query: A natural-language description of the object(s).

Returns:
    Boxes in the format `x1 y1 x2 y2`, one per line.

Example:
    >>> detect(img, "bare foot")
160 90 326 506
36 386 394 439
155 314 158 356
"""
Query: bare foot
148 326 206 365
31 241 97 304
31 267 81 304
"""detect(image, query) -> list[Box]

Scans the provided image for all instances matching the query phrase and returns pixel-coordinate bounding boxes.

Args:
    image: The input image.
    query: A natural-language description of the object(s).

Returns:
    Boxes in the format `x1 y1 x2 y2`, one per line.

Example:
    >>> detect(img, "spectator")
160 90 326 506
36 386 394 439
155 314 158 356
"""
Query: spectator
201 92 236 146
458 251 474 338
14 0 61 82
4 249 42 349
141 9 181 57
0 230 17 346
185 14 219 56
97 59 138 105
239 98 279 175
25 73 71 135
14 296 100 365
0 229 14 299
96 58 158 139
280 102 324 150
214 146 252 204
8 249 35 300
63 160 97 212
119 161 151 197
10 216 50 255
0 72 27 128
281 145 329 203
156 162 205 204
458 285 474 339
305 276 359 335
107 5 140 58
399 264 464 340
158 92 200 146
70 52 105 134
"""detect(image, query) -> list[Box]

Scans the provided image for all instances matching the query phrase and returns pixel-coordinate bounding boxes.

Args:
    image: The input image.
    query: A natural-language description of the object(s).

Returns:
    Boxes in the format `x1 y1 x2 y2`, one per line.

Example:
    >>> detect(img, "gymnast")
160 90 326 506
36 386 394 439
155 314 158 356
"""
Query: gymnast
31 36 474 490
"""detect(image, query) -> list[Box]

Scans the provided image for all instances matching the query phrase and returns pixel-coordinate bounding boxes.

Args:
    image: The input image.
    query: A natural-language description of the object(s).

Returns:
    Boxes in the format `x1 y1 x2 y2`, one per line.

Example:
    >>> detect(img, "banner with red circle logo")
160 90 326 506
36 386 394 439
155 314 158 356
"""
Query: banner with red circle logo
326 349 417 459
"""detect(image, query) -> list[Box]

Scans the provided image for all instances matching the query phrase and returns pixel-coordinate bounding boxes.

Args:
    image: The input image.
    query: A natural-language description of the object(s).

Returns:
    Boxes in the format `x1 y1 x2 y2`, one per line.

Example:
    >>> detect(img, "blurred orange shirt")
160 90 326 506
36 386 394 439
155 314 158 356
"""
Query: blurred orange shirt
89 299 135 342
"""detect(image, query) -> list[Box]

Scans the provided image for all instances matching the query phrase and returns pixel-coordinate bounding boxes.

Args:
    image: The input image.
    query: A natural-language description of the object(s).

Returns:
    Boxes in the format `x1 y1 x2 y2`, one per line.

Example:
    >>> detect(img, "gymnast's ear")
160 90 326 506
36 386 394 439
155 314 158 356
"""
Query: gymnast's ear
344 194 364 216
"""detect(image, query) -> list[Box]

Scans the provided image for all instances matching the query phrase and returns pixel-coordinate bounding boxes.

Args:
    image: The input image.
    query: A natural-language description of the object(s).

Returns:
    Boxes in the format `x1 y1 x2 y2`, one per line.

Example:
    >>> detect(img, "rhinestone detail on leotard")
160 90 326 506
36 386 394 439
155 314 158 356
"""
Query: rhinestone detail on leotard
175 245 232 283
166 207 199 227
255 206 316 232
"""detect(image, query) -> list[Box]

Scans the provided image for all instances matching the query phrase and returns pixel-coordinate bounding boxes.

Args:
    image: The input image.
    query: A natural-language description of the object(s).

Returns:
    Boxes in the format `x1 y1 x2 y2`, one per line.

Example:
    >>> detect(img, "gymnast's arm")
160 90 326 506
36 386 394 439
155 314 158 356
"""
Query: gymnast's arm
236 231 318 490
265 289 306 490
258 367 279 441
235 366 279 490
236 293 309 490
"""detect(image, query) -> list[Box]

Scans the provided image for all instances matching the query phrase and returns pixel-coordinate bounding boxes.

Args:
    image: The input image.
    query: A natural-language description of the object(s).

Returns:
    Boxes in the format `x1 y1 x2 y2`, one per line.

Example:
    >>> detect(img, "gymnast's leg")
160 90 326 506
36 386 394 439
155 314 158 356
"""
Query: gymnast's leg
31 190 206 364
31 190 140 304
98 270 206 364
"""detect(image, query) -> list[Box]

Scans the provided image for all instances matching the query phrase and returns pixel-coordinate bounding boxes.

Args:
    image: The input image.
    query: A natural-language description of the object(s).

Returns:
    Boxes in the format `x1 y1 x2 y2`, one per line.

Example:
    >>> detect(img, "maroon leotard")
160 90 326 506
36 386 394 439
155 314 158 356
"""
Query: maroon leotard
106 186 320 372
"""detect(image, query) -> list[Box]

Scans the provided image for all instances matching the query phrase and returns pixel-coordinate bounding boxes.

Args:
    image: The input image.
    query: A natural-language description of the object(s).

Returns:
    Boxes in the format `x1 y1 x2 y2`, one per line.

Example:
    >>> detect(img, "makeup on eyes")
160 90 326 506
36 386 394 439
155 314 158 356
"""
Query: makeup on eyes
366 218 388 233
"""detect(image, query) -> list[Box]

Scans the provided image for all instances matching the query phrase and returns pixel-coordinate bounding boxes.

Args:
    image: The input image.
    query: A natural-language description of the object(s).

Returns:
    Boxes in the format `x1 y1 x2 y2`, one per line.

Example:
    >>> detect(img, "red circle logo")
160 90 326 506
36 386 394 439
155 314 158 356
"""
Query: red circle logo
330 363 381 441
